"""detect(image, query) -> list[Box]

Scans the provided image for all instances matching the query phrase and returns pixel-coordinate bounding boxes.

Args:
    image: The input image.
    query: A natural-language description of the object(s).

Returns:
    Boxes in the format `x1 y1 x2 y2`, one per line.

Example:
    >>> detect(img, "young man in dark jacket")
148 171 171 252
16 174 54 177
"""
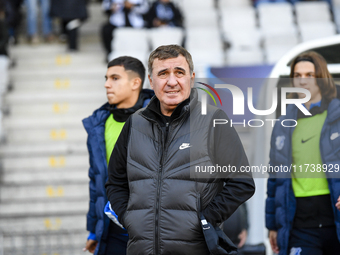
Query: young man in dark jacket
83 56 154 255
105 45 255 254
146 0 183 28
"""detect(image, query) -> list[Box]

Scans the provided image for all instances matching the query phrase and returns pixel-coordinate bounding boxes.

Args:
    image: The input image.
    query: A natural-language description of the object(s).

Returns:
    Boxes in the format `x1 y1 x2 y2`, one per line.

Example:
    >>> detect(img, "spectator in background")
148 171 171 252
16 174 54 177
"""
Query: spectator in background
50 0 88 51
101 0 149 60
3 0 23 44
0 0 8 56
82 56 153 255
25 0 53 44
266 51 340 255
146 0 183 28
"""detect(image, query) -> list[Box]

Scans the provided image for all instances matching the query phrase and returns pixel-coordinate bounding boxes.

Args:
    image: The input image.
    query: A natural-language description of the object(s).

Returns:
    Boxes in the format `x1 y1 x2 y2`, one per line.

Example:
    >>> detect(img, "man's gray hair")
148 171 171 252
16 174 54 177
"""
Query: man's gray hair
148 45 194 77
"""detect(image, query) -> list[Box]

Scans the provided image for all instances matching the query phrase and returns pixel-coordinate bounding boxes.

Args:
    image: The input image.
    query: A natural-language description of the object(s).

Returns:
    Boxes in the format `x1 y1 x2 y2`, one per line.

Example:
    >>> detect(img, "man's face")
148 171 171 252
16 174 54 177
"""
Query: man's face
293 61 321 102
148 55 195 116
105 66 139 108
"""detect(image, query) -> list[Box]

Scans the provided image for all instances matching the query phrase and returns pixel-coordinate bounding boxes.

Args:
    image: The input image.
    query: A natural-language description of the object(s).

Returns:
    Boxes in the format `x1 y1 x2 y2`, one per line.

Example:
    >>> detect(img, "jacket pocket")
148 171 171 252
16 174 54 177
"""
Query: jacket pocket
121 210 129 230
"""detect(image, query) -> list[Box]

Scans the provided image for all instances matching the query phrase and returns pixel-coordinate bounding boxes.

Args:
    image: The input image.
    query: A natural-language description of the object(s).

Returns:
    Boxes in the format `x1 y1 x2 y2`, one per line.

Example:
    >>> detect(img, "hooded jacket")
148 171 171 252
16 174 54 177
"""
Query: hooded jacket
83 89 154 255
265 98 340 255
106 89 255 255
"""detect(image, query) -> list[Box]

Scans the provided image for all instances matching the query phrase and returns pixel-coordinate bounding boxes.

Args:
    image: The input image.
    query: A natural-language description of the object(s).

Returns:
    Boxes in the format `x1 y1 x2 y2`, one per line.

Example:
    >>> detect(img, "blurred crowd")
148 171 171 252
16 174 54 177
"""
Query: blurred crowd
0 0 89 52
0 0 335 62
0 0 185 59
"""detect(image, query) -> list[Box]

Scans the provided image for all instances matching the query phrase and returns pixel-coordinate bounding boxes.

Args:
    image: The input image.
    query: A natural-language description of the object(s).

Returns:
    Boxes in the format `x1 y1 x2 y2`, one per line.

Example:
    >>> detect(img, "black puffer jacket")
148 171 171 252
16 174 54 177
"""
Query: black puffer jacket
50 0 88 20
106 89 255 255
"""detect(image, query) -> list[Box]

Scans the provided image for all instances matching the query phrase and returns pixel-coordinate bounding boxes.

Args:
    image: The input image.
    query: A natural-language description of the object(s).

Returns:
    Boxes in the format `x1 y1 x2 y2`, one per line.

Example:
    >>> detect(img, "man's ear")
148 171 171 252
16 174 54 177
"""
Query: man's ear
131 77 142 91
190 72 196 88
148 74 154 89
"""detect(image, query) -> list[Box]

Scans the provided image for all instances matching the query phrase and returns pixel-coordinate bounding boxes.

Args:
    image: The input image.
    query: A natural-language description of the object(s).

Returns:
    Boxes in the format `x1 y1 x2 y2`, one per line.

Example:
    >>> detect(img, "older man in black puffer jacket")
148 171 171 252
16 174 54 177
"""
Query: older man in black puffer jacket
106 44 255 255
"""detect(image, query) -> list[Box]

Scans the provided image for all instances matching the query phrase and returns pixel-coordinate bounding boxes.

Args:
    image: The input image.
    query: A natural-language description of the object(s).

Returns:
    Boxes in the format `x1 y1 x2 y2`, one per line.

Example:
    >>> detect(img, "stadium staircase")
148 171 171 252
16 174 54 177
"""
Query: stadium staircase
0 2 107 254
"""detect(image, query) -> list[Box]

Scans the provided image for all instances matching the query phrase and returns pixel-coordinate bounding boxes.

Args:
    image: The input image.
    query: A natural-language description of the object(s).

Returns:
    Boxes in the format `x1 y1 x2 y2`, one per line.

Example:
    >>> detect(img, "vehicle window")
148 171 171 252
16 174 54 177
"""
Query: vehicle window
287 44 340 66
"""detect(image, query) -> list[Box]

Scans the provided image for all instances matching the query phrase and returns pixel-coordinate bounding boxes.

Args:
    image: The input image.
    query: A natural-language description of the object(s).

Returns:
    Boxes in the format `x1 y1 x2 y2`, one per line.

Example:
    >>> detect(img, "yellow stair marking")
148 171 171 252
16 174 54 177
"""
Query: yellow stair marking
46 186 65 197
49 156 66 167
54 79 70 89
55 55 71 66
44 218 62 230
57 186 64 196
50 129 67 140
52 103 69 113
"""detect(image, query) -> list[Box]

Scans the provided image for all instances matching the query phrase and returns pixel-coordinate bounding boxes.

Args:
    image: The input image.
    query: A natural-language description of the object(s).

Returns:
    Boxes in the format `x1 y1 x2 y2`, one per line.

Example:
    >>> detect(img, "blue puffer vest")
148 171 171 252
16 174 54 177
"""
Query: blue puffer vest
265 98 340 255
83 103 112 255
83 91 152 255
123 94 223 254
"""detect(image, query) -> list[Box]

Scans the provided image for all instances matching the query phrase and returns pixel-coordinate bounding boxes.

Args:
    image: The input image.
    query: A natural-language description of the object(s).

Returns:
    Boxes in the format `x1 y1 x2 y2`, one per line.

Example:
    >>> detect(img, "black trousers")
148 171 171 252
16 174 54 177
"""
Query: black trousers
101 22 116 55
63 20 79 50
105 221 128 255
288 226 340 255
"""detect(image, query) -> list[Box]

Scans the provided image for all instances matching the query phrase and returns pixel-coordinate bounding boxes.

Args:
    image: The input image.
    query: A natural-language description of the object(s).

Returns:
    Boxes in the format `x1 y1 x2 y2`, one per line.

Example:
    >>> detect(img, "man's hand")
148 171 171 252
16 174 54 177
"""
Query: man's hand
153 18 162 27
83 239 98 253
238 229 247 248
336 196 340 211
269 230 279 254
124 1 134 9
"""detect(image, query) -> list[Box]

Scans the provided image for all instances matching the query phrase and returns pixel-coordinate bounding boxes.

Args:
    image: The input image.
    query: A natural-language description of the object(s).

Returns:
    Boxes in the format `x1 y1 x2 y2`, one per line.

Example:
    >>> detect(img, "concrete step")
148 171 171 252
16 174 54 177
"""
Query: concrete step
1 228 87 255
2 155 88 171
10 55 105 79
4 128 88 144
12 79 106 91
9 65 105 83
81 41 107 53
4 115 89 129
0 198 87 216
0 183 88 201
11 43 102 58
0 142 87 157
11 44 73 56
5 90 106 104
0 209 87 233
0 168 88 186
14 52 104 69
7 102 103 117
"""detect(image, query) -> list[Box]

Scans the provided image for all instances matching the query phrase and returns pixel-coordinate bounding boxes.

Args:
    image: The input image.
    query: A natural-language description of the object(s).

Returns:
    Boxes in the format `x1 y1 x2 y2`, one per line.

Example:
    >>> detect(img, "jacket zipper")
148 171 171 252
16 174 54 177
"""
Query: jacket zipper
319 122 337 221
141 107 189 254
139 114 164 254
155 122 169 254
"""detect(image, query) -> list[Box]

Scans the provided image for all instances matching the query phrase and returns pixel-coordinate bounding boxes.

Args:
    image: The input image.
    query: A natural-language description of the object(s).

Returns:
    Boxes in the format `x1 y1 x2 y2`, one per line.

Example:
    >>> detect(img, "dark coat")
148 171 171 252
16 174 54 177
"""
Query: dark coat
83 90 154 255
106 89 255 254
146 1 183 28
265 99 340 255
3 0 23 27
50 0 88 21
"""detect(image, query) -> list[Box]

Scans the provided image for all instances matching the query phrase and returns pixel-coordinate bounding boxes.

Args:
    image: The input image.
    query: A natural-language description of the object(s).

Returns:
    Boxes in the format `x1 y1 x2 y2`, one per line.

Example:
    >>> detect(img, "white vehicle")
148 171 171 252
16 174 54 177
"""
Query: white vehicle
247 34 340 253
